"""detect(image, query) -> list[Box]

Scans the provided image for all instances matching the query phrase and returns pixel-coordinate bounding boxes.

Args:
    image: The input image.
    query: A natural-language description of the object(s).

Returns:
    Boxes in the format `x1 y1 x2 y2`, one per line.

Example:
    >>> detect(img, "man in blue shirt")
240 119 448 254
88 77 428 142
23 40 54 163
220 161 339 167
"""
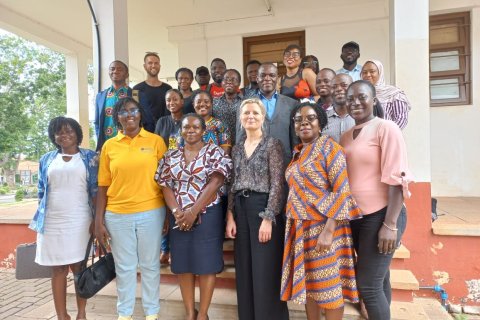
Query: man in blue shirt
237 63 298 162
337 41 362 81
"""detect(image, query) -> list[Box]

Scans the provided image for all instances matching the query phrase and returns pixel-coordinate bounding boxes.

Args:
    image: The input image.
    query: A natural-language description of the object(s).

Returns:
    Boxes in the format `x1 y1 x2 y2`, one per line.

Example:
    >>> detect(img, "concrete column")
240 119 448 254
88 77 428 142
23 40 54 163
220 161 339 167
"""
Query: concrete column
65 53 90 148
91 0 129 91
389 0 430 182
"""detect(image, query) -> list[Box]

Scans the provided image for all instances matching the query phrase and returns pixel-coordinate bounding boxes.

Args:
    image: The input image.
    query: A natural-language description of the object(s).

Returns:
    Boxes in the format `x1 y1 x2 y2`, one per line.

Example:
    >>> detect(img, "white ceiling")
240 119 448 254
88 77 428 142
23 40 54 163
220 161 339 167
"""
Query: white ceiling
0 0 93 48
0 0 381 48
0 0 383 81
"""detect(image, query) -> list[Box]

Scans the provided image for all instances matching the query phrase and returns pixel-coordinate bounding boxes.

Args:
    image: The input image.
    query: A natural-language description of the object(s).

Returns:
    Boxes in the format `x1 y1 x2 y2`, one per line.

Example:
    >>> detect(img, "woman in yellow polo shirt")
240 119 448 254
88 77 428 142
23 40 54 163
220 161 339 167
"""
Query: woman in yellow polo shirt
95 97 167 320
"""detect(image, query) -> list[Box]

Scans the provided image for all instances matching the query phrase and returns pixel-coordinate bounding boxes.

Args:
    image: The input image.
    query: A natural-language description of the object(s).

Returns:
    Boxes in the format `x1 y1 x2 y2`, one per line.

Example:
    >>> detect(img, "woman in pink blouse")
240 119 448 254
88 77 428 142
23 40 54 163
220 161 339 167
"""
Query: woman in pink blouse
155 113 232 320
340 80 412 320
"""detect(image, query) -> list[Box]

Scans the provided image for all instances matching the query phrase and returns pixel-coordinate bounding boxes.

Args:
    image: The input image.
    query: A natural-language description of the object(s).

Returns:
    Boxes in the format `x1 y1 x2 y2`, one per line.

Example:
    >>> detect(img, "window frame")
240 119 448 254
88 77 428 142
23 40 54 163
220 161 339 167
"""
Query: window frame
429 12 471 107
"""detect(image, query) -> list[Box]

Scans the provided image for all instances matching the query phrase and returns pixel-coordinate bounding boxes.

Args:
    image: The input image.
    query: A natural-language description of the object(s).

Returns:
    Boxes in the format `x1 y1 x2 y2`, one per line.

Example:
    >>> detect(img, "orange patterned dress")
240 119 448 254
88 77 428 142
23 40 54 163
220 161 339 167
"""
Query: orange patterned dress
280 135 362 309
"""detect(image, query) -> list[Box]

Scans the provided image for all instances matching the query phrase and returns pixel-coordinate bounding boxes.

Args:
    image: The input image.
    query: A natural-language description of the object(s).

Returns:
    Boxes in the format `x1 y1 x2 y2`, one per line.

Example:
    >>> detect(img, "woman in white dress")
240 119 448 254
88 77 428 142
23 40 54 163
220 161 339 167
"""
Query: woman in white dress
30 117 98 320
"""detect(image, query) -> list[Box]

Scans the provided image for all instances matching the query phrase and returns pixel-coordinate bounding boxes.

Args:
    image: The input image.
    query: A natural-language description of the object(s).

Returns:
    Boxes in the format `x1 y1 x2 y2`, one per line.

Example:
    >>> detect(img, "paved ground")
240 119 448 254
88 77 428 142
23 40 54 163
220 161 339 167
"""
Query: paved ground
0 268 53 319
0 200 37 223
0 269 239 320
2 268 472 320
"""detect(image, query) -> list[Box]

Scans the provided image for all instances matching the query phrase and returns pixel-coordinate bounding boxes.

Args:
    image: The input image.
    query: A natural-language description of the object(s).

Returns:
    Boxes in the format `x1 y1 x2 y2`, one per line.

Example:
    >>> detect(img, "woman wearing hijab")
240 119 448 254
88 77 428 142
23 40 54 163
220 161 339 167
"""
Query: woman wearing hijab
361 59 411 130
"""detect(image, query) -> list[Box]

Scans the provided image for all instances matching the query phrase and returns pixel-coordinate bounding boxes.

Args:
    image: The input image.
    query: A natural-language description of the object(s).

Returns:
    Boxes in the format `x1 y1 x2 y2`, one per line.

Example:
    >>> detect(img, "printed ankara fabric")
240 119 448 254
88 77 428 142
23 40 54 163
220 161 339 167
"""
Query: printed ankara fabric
155 143 232 216
280 135 361 308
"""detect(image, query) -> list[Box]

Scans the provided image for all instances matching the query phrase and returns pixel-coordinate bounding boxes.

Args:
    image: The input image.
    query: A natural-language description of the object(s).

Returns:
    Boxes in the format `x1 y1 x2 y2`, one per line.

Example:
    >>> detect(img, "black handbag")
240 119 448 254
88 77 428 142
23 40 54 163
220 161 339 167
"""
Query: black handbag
74 236 116 299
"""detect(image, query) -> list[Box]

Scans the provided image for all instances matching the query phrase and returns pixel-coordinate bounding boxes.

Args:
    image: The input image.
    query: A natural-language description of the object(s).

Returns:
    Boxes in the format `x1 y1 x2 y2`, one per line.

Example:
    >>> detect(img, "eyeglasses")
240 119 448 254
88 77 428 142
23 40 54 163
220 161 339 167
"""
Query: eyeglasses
283 51 301 59
293 114 318 123
118 108 140 117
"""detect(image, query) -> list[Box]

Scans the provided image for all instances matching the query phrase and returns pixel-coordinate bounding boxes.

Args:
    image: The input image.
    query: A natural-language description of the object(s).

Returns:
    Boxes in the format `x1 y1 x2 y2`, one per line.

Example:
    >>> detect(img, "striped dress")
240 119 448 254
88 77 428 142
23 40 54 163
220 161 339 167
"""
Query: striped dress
280 135 362 309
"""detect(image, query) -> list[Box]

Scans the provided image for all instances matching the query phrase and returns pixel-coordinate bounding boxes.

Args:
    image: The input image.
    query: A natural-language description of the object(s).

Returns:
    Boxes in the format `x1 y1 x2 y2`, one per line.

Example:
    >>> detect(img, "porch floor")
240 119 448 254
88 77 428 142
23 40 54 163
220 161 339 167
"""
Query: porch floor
432 197 480 236
0 268 455 320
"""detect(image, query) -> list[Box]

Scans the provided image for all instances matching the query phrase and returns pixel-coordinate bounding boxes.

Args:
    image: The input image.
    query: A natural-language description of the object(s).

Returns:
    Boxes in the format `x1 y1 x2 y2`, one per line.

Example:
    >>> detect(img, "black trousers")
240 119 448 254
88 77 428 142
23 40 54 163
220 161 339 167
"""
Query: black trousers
234 191 289 320
350 206 407 320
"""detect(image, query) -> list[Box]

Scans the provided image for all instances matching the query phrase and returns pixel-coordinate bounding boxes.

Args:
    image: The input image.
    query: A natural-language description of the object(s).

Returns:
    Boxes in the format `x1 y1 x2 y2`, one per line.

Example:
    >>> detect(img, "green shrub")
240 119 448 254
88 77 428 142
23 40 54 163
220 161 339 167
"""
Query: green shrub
23 186 38 199
29 187 38 196
0 188 6 195
15 189 24 201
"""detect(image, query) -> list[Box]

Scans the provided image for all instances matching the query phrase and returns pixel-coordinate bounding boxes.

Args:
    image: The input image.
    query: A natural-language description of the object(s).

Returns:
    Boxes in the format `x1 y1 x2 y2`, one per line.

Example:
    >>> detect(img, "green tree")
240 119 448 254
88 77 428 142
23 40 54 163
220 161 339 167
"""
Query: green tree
0 33 66 184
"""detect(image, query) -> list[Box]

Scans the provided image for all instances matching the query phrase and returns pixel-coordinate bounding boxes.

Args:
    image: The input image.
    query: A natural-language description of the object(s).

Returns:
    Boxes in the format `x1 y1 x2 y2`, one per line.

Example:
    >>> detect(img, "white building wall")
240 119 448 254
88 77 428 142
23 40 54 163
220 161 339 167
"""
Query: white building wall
305 19 390 77
169 1 389 77
430 0 480 196
207 36 244 78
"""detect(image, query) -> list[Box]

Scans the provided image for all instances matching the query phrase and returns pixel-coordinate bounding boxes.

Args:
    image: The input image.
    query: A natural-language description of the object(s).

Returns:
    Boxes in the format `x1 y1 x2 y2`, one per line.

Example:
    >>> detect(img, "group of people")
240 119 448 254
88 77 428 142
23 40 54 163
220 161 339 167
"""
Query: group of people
30 40 413 320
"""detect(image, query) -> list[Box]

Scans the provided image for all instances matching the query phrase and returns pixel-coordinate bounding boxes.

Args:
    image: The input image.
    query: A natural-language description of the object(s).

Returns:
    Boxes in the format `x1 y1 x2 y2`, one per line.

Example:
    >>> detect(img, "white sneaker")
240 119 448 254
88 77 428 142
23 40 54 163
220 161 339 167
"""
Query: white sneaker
145 315 158 320
118 316 133 320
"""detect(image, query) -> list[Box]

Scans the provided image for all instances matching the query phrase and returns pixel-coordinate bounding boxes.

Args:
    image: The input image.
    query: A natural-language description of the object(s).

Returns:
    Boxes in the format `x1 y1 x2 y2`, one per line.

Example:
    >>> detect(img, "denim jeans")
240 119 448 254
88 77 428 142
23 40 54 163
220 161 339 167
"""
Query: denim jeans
105 207 166 317
161 233 169 253
350 205 407 320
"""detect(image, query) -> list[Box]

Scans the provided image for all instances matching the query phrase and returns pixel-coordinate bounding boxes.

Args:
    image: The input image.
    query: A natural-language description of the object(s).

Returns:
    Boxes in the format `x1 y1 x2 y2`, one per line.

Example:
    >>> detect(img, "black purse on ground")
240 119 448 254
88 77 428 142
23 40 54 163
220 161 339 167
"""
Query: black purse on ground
74 236 116 299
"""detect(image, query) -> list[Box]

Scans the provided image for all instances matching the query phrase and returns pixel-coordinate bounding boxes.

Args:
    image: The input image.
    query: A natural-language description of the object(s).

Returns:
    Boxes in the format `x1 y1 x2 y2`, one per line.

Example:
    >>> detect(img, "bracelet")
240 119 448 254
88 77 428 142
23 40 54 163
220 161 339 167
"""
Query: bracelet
382 222 398 231
172 207 179 214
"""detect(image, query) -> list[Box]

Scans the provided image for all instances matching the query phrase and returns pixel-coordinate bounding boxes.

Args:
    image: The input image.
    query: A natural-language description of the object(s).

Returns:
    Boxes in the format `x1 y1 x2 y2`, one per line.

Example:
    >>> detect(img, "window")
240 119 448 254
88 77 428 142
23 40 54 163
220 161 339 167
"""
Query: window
429 12 471 106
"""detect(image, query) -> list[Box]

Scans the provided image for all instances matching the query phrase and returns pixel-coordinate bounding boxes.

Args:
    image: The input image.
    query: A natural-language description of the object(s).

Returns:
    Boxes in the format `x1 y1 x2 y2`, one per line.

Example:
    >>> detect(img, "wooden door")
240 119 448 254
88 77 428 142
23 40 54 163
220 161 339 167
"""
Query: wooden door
242 31 306 86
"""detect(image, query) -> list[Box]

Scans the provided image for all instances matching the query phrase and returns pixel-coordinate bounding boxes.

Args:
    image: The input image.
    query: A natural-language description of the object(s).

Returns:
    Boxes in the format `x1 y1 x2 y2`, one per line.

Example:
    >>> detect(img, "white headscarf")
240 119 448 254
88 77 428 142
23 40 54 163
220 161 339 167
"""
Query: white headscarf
363 59 411 110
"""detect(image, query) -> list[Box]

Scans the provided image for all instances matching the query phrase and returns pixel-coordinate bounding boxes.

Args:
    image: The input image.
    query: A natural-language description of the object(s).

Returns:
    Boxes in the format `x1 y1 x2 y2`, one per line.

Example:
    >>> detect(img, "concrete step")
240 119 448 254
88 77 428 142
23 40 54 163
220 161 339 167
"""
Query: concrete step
160 266 420 301
394 244 410 259
432 218 480 236
391 269 420 302
391 244 410 269
160 264 236 289
223 239 234 251
391 269 419 290
162 242 417 295
432 197 480 237
67 281 450 320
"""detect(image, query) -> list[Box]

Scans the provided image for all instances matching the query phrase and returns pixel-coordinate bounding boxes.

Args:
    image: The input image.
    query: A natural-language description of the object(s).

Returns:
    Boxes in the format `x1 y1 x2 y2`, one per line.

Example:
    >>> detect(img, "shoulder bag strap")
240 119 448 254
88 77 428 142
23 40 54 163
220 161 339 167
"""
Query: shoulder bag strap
80 235 95 270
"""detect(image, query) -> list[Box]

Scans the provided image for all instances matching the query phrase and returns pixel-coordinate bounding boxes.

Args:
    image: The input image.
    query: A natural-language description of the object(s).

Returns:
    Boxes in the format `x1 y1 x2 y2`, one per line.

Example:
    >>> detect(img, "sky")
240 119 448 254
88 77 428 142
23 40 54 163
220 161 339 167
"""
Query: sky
0 28 12 35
